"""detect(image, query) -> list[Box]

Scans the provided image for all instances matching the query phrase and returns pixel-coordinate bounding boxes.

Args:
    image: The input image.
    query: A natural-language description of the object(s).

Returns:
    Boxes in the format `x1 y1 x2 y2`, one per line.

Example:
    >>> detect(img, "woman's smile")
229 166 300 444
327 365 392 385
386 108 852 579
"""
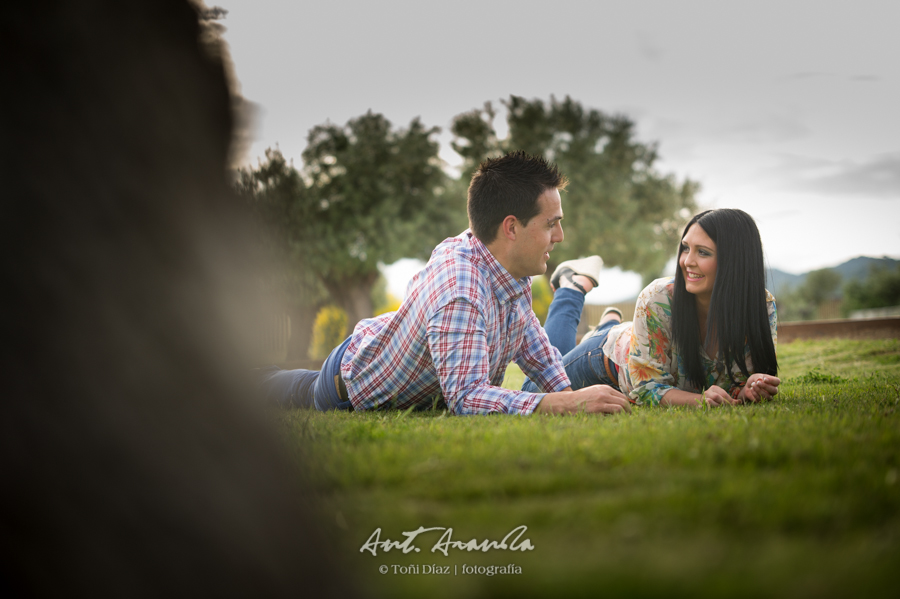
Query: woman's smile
679 224 718 300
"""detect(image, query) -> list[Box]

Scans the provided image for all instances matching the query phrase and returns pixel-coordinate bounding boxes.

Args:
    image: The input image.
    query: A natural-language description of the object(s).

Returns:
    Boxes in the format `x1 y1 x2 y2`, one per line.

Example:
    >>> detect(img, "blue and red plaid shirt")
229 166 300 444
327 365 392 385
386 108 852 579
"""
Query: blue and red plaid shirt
341 231 571 415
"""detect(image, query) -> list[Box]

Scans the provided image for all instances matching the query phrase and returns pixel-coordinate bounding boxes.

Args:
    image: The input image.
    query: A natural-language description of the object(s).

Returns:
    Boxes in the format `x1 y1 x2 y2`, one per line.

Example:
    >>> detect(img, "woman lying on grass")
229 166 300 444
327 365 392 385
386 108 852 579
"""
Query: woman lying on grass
523 208 781 408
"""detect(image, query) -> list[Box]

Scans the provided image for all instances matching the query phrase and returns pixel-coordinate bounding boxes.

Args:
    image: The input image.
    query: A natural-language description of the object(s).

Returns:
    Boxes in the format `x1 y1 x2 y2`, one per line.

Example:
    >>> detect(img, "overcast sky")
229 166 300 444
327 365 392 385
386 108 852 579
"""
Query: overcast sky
218 0 899 302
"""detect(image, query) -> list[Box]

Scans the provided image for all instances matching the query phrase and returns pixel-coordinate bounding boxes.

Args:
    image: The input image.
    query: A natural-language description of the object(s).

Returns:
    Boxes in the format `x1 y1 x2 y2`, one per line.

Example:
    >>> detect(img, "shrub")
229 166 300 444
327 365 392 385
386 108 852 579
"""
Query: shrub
842 263 900 315
374 294 402 316
531 276 552 324
371 272 403 316
778 268 842 321
309 305 348 359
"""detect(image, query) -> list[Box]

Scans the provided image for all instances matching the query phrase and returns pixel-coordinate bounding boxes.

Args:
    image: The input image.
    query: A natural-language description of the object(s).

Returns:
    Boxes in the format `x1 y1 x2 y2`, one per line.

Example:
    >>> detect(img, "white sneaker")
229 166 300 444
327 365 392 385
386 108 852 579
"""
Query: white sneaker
549 256 603 290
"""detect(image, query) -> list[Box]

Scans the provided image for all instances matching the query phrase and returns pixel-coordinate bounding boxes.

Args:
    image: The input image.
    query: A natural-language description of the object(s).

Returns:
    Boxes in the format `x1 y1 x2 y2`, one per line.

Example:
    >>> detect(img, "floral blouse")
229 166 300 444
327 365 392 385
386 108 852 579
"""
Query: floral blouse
601 277 777 406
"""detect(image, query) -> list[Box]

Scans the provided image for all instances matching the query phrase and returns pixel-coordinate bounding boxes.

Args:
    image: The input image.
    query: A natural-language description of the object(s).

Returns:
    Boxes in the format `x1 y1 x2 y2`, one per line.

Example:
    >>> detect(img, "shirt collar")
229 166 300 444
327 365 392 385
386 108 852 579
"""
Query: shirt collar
467 231 529 304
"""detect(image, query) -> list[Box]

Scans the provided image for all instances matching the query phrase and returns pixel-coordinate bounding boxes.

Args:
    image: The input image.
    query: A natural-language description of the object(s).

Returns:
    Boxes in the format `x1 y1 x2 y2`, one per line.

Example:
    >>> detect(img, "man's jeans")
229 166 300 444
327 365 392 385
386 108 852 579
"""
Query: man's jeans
522 288 619 392
260 336 354 411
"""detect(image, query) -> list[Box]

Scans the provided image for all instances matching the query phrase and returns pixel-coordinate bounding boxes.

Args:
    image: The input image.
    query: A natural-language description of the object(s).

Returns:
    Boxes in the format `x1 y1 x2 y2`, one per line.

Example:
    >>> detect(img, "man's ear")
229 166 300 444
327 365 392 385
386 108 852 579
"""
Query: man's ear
499 215 518 241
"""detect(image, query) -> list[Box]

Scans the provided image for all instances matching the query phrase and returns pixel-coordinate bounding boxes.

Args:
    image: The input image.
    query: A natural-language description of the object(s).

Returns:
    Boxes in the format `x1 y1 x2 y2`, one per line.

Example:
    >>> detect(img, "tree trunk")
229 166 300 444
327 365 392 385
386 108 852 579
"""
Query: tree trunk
323 271 379 338
340 287 375 337
285 302 321 361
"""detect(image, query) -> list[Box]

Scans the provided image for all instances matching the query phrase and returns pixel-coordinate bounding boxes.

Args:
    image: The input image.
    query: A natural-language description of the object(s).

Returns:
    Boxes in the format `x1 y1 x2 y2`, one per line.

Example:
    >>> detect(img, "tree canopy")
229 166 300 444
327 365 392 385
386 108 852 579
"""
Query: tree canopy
778 268 842 321
843 263 900 314
238 111 456 336
238 98 702 356
234 148 327 359
451 96 699 283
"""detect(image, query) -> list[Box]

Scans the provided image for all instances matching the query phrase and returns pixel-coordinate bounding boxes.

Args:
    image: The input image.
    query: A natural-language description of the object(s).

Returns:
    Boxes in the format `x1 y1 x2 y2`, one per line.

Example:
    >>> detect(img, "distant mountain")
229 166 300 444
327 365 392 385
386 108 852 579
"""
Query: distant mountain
766 256 899 297
832 256 899 282
766 268 804 297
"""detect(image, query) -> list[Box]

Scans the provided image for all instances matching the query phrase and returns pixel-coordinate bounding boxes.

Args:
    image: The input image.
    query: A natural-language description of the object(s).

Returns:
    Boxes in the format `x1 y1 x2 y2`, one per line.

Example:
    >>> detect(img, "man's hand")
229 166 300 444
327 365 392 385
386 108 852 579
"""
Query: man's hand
739 374 782 403
535 385 632 415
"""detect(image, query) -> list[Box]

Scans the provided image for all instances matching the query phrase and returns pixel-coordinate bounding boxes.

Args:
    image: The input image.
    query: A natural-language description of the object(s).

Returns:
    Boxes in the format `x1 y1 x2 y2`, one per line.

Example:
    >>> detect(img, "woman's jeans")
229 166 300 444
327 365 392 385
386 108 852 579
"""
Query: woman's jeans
522 288 619 392
259 336 354 411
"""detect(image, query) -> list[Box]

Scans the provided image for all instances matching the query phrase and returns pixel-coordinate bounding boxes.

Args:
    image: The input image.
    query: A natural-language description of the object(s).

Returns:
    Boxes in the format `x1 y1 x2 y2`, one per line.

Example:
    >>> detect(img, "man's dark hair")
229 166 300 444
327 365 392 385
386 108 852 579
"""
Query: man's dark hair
467 151 568 243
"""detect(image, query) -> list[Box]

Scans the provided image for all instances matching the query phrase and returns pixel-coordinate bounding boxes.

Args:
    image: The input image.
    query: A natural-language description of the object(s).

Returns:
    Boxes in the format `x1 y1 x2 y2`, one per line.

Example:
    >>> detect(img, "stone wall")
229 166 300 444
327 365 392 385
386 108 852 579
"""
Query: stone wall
778 318 900 343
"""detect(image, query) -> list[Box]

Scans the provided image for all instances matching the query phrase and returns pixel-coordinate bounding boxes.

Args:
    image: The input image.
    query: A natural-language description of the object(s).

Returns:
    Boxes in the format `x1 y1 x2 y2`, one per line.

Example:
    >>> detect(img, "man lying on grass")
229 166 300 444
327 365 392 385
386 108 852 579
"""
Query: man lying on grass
261 151 630 415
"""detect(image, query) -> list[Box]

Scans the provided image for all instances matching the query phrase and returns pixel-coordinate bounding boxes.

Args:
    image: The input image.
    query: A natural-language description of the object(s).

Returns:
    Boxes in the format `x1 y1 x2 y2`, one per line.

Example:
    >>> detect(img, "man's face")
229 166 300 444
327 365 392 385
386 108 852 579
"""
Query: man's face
507 188 564 279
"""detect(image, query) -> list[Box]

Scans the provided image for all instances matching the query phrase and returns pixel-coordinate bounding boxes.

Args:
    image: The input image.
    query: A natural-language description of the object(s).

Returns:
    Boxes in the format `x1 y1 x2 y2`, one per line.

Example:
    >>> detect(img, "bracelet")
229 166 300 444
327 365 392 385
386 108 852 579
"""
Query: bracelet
730 382 746 400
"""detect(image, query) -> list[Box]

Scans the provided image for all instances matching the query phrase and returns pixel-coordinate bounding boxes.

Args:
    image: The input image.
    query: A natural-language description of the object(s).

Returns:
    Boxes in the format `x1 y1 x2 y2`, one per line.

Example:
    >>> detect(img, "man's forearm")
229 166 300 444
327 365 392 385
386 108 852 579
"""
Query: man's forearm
447 384 544 416
533 387 574 414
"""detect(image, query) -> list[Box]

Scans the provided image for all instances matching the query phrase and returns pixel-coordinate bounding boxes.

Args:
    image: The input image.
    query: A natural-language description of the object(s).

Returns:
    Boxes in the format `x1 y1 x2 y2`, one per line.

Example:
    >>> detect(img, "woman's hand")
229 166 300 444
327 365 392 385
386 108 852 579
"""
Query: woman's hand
739 374 782 403
701 385 737 407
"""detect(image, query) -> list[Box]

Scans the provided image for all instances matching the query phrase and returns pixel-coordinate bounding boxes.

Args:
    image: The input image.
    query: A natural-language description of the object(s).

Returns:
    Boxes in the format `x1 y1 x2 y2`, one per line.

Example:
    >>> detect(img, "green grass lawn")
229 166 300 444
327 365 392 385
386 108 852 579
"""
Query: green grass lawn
282 339 900 598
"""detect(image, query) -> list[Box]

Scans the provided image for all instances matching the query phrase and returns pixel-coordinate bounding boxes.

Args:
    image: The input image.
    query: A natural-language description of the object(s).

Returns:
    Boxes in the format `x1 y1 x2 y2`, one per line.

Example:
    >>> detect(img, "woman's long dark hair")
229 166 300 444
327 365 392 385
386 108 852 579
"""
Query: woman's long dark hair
672 209 778 389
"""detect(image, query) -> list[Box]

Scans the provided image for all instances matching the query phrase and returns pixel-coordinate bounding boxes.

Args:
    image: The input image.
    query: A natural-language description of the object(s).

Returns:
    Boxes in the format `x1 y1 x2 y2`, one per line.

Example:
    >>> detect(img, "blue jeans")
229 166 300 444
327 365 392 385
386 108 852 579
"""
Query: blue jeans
259 336 354 411
522 288 619 392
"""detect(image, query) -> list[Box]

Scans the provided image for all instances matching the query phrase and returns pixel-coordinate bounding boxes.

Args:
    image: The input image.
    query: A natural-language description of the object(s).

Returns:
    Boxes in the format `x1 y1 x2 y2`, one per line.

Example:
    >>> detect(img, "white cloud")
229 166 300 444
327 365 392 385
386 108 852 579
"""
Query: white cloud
764 152 900 199
635 31 663 63
714 109 811 144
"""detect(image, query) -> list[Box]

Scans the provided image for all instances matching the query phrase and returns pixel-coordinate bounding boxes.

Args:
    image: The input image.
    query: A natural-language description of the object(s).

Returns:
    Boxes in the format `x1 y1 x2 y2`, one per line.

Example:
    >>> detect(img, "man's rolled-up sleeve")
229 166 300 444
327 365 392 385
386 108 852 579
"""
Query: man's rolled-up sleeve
515 309 570 393
427 299 544 415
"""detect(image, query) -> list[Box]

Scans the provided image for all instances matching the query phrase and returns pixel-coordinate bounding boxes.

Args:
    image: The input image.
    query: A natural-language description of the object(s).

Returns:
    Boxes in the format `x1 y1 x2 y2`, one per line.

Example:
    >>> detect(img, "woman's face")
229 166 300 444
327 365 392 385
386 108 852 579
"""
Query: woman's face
679 223 717 301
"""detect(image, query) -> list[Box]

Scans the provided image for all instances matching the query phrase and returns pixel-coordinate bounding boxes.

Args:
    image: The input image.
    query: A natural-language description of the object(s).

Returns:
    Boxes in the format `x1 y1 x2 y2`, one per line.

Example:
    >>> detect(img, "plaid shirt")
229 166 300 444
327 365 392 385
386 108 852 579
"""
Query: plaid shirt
341 231 570 415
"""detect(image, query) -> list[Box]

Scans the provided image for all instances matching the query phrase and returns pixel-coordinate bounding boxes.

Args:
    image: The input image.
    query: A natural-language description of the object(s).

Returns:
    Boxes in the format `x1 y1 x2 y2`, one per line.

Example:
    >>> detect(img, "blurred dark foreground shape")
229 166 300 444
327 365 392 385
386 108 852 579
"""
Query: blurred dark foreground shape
1 1 348 596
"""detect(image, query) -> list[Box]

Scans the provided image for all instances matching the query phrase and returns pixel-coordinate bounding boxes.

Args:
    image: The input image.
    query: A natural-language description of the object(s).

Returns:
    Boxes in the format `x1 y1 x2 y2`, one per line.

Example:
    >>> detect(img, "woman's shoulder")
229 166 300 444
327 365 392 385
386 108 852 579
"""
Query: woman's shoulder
637 277 676 304
765 288 776 304
634 277 676 323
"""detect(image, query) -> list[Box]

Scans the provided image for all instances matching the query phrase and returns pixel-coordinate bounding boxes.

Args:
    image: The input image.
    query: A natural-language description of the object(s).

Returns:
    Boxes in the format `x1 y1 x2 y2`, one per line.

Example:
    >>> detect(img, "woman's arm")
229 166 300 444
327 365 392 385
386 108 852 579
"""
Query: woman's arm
658 386 735 407
656 377 782 407
627 279 681 406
